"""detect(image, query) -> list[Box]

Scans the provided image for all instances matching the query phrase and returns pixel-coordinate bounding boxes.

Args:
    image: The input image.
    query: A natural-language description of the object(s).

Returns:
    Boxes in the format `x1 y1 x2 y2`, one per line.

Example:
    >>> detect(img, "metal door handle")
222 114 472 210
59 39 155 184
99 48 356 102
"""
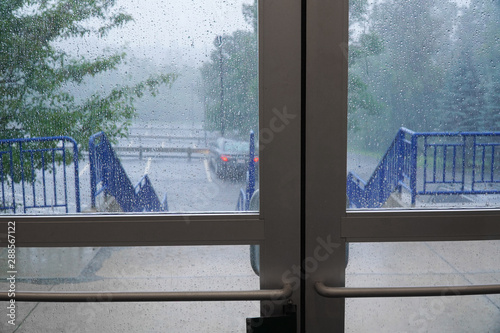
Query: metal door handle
1 284 292 302
315 282 500 298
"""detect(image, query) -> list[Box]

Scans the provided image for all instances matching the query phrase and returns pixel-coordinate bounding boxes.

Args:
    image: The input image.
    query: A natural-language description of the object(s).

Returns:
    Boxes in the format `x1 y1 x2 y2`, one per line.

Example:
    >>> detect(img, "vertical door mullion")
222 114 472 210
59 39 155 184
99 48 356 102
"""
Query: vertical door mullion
305 0 349 331
258 0 303 326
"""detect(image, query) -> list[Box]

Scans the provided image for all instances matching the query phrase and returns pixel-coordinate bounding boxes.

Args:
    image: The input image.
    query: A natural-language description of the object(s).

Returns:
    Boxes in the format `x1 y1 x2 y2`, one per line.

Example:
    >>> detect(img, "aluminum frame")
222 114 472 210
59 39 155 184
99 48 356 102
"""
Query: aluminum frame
0 0 304 328
306 0 500 331
2 0 500 332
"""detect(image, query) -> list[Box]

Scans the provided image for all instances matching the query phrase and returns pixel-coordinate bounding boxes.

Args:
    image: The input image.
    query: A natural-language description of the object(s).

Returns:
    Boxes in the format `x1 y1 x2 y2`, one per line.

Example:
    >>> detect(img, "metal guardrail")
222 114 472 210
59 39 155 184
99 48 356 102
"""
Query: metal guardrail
0 136 80 213
128 134 207 144
89 132 167 212
114 146 209 160
347 128 500 208
347 129 411 208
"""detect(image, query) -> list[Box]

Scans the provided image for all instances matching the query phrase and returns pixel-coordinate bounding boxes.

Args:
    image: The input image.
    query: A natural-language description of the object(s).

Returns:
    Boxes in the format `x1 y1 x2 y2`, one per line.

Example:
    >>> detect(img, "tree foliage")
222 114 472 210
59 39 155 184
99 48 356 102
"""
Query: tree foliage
439 51 486 131
348 0 384 132
200 0 257 138
0 0 176 148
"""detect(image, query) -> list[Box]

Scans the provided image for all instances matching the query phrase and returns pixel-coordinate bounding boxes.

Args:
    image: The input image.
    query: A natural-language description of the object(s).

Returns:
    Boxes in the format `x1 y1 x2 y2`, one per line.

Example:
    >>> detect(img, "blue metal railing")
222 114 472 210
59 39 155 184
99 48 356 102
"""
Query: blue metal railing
347 128 500 208
0 136 80 213
89 132 167 212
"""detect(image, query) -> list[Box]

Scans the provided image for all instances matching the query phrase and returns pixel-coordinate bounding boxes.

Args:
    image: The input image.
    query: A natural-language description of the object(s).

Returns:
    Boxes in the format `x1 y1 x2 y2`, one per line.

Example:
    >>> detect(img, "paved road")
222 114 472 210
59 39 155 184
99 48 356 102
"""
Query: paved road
346 152 380 181
116 156 246 212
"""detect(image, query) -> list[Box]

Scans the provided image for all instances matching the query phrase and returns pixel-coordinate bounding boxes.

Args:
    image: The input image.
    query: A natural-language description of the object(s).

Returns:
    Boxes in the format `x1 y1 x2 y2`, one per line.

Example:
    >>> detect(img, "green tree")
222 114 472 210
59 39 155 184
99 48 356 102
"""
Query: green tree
200 0 257 137
439 51 486 131
0 0 176 147
436 0 500 131
472 0 500 130
368 0 455 135
485 70 500 130
348 0 384 133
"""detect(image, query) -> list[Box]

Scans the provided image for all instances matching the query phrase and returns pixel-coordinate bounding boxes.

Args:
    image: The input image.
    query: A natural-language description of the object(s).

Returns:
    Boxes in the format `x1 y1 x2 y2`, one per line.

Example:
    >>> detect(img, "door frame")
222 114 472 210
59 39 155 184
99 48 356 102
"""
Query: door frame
304 0 500 331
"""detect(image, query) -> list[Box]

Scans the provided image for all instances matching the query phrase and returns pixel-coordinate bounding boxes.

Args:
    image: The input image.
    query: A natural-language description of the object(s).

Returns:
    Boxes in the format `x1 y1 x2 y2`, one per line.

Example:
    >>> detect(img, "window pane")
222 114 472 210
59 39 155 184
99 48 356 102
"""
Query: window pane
347 0 500 209
1 0 259 215
346 241 500 332
0 246 259 332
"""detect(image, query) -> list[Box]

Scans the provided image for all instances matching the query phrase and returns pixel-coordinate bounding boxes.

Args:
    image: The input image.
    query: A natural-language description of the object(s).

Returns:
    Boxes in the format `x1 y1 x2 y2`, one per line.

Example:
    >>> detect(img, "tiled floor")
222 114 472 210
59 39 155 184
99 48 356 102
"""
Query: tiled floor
345 241 500 332
0 246 260 333
0 242 499 332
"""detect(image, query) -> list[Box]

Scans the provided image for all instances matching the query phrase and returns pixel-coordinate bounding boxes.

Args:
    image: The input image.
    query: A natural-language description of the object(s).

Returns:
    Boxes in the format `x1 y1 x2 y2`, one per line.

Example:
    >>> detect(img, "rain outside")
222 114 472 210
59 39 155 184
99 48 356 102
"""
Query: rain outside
1 0 258 215
1 0 500 331
0 0 261 332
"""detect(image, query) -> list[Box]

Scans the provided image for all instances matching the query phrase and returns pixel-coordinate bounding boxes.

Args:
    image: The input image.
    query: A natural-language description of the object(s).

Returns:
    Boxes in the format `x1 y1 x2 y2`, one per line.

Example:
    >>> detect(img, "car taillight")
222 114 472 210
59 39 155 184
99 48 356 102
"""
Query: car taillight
221 155 229 162
254 156 259 163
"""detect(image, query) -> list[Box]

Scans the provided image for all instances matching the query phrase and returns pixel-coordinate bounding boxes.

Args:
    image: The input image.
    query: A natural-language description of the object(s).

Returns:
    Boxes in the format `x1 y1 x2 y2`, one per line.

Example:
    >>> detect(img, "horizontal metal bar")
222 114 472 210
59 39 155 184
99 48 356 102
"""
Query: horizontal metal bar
128 135 205 141
0 136 77 145
0 285 292 303
342 210 500 242
418 190 500 195
426 143 463 147
315 282 500 298
413 131 500 137
0 214 264 247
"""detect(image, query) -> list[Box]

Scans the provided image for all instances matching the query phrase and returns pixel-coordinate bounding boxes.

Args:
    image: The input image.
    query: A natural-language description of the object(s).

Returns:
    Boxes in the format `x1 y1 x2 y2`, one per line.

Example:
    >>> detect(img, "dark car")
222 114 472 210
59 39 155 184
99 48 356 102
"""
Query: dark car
209 138 258 180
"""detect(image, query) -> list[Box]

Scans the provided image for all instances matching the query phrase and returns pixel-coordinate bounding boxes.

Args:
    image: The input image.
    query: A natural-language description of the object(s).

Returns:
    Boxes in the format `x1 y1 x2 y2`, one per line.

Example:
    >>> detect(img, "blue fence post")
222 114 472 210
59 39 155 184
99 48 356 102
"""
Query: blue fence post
89 134 98 210
471 136 477 192
19 142 27 213
245 131 256 210
9 144 16 213
397 129 405 193
72 140 81 213
410 134 418 206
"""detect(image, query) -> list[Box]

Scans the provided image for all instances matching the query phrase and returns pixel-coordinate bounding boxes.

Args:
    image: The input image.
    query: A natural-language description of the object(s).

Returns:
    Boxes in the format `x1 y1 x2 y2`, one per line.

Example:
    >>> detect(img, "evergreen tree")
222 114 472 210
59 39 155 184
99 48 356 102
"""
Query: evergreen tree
476 0 500 130
484 69 500 130
437 0 499 131
369 0 455 134
439 51 486 131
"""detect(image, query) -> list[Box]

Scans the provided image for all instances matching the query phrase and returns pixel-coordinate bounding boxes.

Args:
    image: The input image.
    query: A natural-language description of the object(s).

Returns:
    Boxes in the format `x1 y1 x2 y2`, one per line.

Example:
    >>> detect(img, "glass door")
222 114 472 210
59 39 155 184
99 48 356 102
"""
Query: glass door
304 0 500 331
5 0 500 331
0 0 302 331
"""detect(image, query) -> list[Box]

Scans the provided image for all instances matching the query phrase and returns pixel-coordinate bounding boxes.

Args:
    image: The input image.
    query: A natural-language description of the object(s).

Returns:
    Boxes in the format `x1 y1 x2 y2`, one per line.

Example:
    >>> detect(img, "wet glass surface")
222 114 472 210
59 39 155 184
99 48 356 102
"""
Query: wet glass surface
1 0 259 215
0 246 259 332
345 240 500 332
347 0 500 209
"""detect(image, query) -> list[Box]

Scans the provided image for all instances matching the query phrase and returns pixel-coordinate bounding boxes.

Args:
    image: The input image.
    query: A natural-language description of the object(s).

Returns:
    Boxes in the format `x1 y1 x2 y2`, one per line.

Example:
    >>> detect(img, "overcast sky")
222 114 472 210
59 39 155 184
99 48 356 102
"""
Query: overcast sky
60 0 254 67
